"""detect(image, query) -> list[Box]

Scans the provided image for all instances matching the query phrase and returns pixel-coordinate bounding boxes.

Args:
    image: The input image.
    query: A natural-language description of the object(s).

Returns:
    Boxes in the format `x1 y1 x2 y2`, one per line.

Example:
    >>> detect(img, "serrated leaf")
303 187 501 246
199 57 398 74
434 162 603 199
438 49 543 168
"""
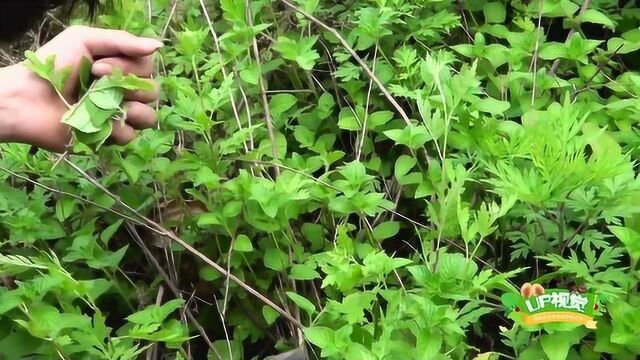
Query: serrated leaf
608 226 640 261
126 299 185 325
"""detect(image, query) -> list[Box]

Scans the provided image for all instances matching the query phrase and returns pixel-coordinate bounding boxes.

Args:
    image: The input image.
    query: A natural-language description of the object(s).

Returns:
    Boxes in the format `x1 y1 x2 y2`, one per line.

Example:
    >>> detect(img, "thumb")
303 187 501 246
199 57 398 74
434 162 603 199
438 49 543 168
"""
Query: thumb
74 26 163 57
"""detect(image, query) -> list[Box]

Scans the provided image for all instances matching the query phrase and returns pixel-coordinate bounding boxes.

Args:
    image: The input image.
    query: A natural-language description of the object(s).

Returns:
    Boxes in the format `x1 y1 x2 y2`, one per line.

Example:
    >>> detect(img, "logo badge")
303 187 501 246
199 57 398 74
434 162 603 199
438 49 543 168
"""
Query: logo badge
501 283 602 330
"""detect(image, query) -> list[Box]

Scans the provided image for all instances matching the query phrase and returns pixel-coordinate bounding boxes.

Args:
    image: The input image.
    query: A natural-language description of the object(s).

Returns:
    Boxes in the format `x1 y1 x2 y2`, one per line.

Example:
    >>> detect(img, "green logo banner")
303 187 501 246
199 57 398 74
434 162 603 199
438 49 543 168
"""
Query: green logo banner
501 286 603 330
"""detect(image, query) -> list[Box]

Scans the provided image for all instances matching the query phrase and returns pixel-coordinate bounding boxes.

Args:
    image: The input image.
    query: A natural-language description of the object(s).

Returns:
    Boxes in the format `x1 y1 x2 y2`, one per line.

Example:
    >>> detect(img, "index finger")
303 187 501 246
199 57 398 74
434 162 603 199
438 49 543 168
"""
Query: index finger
73 26 163 57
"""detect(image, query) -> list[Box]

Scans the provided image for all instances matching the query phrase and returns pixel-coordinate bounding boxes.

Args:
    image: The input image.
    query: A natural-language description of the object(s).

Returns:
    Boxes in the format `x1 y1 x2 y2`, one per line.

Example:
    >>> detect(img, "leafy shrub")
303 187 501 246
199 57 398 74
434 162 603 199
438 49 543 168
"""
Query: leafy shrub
2 0 640 359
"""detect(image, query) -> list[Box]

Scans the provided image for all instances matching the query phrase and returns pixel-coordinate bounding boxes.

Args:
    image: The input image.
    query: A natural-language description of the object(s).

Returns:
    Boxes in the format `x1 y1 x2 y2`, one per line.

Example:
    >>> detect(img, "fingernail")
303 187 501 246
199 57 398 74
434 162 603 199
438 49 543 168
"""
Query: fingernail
92 62 112 75
142 38 164 50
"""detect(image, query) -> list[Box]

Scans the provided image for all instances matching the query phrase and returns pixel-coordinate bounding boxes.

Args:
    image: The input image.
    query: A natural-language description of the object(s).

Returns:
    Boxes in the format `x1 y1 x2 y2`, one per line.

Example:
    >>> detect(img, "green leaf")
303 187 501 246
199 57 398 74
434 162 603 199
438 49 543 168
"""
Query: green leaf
126 299 185 325
286 291 316 317
89 88 124 110
75 118 113 149
304 326 334 349
368 111 394 129
233 234 253 252
581 9 615 29
55 197 76 222
539 43 567 60
240 63 260 85
264 247 288 271
78 56 92 95
24 50 72 94
193 167 220 188
85 100 117 127
273 36 320 70
384 125 430 149
262 306 280 325
302 223 325 250
607 37 640 54
269 94 297 117
200 267 221 281
223 201 243 218
100 220 123 246
608 226 640 261
475 97 510 115
394 155 416 179
541 334 572 360
62 102 102 133
211 340 242 360
338 108 360 131
0 290 23 315
197 213 221 226
290 264 320 280
294 126 315 147
483 2 506 23
372 221 400 240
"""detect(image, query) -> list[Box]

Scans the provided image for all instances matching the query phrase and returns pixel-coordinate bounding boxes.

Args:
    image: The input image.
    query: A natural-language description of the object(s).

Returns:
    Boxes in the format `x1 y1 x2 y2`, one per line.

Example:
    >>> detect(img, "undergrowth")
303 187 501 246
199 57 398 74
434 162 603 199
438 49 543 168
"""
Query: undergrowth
2 0 640 359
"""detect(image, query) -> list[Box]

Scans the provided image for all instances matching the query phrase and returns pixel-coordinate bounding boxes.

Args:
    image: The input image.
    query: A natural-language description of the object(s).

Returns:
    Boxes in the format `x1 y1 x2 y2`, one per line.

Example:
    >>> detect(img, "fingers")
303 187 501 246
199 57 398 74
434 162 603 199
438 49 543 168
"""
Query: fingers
71 26 163 57
109 102 157 145
110 121 136 145
92 55 154 77
124 102 157 129
90 59 159 102
124 80 160 103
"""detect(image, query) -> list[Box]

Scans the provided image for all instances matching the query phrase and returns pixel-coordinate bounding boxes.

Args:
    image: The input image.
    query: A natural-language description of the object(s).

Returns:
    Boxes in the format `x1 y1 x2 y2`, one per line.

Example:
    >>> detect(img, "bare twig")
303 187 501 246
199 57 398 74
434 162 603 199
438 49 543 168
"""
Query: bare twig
279 0 411 125
146 286 165 360
530 0 544 107
161 0 179 40
456 0 474 42
356 44 378 161
246 1 280 175
212 293 234 360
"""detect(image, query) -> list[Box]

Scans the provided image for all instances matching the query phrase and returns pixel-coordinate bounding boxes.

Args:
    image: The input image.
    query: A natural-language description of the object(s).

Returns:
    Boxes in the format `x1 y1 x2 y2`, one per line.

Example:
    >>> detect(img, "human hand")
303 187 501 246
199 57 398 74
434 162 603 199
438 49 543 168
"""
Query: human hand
0 25 163 152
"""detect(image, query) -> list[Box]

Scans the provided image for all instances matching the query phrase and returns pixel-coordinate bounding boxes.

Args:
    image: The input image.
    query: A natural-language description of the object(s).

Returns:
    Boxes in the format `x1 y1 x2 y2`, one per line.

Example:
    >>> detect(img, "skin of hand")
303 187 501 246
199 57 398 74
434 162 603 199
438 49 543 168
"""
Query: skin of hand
0 25 163 152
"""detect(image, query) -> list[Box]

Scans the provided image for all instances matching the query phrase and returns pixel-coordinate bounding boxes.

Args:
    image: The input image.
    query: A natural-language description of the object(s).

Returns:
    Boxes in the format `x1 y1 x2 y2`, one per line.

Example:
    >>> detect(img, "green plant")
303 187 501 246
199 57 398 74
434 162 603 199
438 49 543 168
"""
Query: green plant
3 0 640 359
